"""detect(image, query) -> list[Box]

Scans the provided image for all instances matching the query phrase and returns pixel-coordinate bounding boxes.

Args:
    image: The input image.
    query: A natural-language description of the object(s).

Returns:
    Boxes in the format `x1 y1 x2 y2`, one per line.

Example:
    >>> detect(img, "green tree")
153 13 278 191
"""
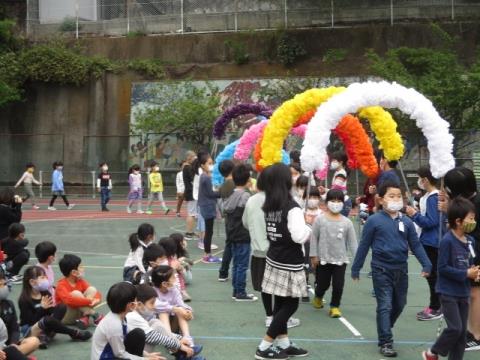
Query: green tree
132 81 221 146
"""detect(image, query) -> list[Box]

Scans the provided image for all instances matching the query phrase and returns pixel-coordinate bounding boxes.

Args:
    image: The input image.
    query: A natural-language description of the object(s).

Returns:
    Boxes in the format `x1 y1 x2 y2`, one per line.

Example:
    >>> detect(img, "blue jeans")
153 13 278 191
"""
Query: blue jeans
232 242 250 296
100 187 111 209
372 265 408 346
219 238 233 279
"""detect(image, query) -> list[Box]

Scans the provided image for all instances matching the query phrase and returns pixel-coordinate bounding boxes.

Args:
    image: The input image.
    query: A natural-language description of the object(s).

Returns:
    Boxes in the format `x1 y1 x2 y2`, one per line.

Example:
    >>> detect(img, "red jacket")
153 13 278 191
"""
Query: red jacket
55 278 101 308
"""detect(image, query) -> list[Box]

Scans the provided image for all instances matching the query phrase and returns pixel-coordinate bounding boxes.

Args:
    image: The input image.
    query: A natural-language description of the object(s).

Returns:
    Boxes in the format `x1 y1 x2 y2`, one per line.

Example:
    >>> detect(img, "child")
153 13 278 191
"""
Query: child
293 175 309 208
128 164 144 214
14 163 41 210
124 223 155 284
2 223 30 284
91 282 163 360
310 189 358 318
97 162 112 212
19 266 92 348
0 271 39 358
170 233 193 286
197 153 221 263
176 162 186 217
0 317 38 360
223 164 256 301
218 159 235 282
351 181 432 357
142 244 168 285
151 266 193 345
147 163 170 216
48 161 74 211
126 284 204 360
405 166 442 321
422 197 480 360
55 254 103 329
326 152 352 217
34 241 57 297
159 237 190 302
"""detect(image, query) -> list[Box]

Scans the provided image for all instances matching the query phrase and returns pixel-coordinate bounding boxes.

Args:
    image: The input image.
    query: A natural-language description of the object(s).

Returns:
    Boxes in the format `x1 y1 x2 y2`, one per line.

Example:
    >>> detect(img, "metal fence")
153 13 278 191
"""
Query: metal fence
26 0 480 39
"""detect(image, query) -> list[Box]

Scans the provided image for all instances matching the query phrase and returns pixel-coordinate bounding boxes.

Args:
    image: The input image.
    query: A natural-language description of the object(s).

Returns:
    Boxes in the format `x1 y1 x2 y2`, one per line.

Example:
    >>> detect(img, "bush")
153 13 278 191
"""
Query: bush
225 39 250 65
277 33 306 66
59 17 80 32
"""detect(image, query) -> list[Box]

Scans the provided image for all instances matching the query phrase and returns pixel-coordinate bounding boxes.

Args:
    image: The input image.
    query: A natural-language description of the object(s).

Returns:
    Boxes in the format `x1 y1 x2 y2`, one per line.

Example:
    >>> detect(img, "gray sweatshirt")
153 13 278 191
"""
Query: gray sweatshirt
310 215 358 265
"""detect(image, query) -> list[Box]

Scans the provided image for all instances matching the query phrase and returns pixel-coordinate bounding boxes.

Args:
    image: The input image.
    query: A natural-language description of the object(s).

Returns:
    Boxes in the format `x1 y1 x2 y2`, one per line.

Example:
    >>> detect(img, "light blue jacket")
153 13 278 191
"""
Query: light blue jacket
51 169 64 191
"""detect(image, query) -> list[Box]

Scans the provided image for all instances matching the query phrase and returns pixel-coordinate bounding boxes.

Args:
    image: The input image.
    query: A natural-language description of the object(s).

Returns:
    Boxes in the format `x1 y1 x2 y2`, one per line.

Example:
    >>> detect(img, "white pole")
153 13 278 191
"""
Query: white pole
91 171 96 199
127 0 130 34
75 1 79 39
234 0 238 31
39 170 43 198
390 0 394 26
181 0 184 32
284 0 288 28
26 0 30 38
330 0 334 28
451 0 455 20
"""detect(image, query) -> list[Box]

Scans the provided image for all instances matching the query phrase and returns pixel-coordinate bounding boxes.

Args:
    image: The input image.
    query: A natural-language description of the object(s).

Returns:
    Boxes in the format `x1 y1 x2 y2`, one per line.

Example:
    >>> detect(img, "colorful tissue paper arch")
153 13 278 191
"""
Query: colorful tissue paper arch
212 103 273 140
300 81 455 178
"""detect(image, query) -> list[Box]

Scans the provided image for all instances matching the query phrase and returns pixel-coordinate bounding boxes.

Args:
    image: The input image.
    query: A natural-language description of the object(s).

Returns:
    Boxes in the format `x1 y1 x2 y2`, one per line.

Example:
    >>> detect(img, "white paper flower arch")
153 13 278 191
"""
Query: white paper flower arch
300 81 455 178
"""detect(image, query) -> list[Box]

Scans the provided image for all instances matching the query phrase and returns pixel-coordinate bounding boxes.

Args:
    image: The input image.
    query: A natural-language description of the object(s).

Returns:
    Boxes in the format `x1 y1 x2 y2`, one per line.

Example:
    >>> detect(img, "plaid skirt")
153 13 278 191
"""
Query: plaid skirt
262 263 307 298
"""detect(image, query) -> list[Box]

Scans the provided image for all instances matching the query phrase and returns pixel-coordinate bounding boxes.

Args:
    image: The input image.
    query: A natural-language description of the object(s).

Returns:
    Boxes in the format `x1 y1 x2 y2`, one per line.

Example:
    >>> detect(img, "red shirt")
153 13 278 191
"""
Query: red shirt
55 277 101 308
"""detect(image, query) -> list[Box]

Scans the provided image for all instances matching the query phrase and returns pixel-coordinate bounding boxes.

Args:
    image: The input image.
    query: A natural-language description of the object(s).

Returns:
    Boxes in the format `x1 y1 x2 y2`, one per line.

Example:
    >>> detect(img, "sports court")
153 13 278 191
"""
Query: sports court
12 199 476 360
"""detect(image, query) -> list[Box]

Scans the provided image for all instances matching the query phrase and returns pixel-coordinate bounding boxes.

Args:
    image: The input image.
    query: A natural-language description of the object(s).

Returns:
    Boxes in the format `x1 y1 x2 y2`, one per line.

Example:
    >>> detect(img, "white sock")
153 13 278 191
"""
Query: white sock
259 339 272 351
266 316 273 321
276 337 290 349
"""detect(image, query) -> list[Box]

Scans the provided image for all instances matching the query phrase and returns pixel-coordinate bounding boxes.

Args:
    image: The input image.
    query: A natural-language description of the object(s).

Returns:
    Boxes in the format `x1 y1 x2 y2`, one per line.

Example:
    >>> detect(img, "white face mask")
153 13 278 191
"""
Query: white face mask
154 166 160 172
102 166 108 172
417 178 425 191
330 161 339 171
208 164 214 172
292 175 299 184
307 199 320 209
386 200 404 212
327 201 344 214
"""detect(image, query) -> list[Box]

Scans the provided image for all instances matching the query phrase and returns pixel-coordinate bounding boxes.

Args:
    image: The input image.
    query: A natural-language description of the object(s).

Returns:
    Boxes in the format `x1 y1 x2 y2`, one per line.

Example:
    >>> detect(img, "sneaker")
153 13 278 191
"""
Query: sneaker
301 296 310 303
126 206 132 214
417 307 443 321
192 345 203 355
101 208 109 212
93 314 105 326
67 204 75 210
70 329 92 341
164 208 170 215
74 316 90 330
255 345 288 360
197 241 204 250
182 290 192 302
234 293 258 302
146 210 153 215
312 297 324 309
176 212 181 217
136 210 144 214
465 335 480 351
201 255 222 264
211 243 219 250
379 343 397 357
287 317 301 329
7 274 23 285
218 276 229 282
32 205 40 210
329 307 342 318
265 316 273 328
284 342 309 357
38 333 51 349
422 350 439 359
184 232 194 240
367 271 373 278
47 206 56 211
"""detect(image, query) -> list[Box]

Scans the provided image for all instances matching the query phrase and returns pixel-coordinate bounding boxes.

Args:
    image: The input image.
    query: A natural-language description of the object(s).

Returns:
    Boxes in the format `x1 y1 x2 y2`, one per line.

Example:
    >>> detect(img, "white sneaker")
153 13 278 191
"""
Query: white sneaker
67 204 75 210
197 241 204 250
265 316 273 327
287 317 301 328
32 205 40 210
137 210 144 214
126 206 132 214
47 206 56 211
211 243 218 250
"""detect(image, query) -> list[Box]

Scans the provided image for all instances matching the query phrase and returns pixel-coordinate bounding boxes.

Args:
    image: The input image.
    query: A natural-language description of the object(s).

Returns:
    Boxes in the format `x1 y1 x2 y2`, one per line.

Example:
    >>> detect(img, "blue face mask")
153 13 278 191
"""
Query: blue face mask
32 279 50 292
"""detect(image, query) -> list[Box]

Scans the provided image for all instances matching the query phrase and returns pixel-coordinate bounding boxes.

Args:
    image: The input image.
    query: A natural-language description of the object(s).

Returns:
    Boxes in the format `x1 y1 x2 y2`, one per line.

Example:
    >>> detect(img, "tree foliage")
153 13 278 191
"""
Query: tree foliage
132 81 221 146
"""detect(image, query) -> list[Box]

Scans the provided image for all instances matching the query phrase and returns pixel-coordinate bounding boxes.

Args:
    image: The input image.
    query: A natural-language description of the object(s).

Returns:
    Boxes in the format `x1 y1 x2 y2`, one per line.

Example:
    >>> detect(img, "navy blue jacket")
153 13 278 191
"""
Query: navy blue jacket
351 210 432 278
436 231 475 298
197 173 220 219
412 192 440 248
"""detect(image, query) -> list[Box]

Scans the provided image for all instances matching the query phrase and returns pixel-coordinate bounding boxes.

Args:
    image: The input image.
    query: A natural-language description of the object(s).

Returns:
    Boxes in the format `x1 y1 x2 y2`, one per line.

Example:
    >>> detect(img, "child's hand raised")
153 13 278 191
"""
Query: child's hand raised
41 295 54 309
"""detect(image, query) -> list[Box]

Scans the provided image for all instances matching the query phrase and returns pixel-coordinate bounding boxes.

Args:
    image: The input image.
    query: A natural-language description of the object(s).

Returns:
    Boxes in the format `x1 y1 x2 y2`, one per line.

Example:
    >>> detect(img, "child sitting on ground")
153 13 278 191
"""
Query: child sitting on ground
19 266 92 349
55 254 103 329
34 241 57 297
126 284 204 360
159 237 190 302
91 282 163 360
0 317 38 360
151 266 193 345
170 233 193 285
2 223 30 284
124 224 156 284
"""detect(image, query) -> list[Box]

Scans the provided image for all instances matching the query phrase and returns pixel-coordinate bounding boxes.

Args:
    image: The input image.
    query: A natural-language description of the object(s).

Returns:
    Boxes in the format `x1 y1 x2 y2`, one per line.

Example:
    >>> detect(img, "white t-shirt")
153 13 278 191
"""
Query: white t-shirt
176 171 185 193
126 311 153 335
192 168 203 201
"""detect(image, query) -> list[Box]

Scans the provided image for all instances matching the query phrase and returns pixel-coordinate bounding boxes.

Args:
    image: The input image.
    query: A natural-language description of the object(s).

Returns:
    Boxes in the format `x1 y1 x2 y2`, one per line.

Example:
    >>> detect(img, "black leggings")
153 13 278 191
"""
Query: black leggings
122 328 146 357
424 245 440 311
262 292 273 317
315 263 347 307
50 195 69 207
204 217 215 254
38 304 77 337
267 296 299 339
7 249 30 275
3 346 30 360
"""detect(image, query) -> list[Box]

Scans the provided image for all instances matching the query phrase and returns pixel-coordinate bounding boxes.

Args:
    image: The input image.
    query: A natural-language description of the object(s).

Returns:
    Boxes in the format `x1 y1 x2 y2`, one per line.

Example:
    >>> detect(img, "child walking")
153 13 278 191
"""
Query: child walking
422 197 480 360
176 162 186 217
218 159 235 282
14 163 41 210
96 162 112 212
310 189 358 318
123 223 155 284
147 163 170 216
127 164 143 214
48 161 74 211
351 181 432 357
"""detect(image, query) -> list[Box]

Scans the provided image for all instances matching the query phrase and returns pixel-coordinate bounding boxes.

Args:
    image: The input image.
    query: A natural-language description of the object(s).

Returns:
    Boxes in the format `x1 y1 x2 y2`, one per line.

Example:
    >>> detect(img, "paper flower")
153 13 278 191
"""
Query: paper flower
301 81 455 178
314 156 329 180
213 103 273 139
234 120 268 161
212 140 239 187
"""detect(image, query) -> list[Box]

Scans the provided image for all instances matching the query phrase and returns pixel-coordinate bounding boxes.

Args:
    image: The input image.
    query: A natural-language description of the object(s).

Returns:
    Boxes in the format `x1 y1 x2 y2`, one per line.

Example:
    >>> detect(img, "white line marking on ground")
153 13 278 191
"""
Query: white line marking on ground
26 247 124 257
339 316 363 338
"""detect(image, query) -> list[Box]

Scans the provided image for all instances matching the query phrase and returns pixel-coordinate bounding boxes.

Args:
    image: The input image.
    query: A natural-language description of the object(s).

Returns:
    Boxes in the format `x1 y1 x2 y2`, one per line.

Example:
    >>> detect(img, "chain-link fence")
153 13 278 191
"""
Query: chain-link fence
26 0 480 39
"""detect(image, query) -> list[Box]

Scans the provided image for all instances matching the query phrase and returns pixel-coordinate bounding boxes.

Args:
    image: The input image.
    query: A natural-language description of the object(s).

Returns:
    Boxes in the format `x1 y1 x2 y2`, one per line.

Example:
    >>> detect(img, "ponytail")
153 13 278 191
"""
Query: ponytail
129 233 140 252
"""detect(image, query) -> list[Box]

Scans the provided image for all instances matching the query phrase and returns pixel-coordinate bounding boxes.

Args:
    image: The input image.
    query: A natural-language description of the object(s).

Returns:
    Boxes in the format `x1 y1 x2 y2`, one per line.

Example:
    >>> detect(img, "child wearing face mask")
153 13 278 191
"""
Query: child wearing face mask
127 164 144 214
14 163 41 210
147 162 170 216
97 162 112 212
19 266 92 349
351 181 432 358
320 152 351 217
48 161 74 211
294 176 309 208
124 223 156 284
35 241 57 299
423 197 480 360
310 189 357 318
290 164 302 201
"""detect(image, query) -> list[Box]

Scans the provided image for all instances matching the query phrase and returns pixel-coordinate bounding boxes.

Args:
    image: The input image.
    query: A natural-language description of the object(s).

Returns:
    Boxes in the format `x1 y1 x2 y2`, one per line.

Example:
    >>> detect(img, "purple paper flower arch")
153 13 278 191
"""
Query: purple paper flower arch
213 103 273 139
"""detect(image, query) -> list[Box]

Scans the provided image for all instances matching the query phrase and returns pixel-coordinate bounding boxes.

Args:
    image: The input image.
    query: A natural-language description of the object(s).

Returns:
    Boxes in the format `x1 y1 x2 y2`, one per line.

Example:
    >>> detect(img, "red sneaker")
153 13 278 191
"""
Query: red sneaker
93 313 105 326
74 316 90 330
422 350 438 360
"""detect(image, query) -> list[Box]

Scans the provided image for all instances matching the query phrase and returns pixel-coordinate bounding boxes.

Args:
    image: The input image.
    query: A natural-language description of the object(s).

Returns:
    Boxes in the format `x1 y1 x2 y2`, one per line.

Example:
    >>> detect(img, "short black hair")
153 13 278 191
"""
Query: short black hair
26 163 35 169
143 244 166 264
447 197 476 229
107 282 137 314
290 163 302 174
290 150 301 164
417 166 438 186
52 161 63 169
158 237 177 258
0 188 15 205
296 175 309 189
331 151 348 166
151 265 175 288
99 162 108 167
8 223 25 238
232 164 250 187
302 186 320 200
326 189 345 202
444 167 478 199
59 254 82 277
219 160 235 178
378 181 401 197
135 284 157 303
256 170 266 192
35 241 57 263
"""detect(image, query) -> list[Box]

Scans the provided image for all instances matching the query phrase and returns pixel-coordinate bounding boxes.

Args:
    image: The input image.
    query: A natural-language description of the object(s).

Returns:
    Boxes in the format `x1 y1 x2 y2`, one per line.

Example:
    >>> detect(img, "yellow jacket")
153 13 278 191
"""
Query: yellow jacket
149 172 163 192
